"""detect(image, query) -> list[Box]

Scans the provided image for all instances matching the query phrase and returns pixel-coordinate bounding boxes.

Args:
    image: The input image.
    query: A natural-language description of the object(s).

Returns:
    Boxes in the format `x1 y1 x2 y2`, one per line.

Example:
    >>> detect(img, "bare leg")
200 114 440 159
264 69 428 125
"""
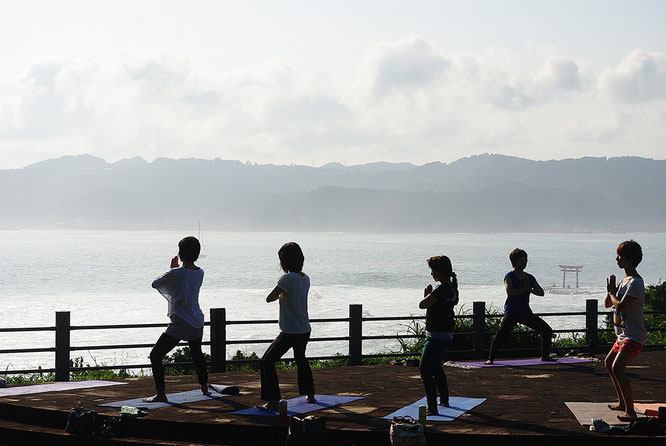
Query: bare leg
604 350 626 412
611 350 637 420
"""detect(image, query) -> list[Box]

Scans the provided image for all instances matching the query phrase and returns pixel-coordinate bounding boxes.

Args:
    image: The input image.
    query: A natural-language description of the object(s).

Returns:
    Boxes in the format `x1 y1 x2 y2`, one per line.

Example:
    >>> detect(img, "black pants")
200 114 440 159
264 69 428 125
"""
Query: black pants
149 332 208 390
419 338 451 410
260 332 315 402
488 312 553 362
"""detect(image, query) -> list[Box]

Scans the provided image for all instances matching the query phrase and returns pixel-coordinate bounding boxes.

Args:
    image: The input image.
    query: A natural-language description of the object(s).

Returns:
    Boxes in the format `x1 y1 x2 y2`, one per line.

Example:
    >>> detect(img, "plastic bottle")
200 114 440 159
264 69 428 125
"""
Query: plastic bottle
279 397 288 422
418 405 426 424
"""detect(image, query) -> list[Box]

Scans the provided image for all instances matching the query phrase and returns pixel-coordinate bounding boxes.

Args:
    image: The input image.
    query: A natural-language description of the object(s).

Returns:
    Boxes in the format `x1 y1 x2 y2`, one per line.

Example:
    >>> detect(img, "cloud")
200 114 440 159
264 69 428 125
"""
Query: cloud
599 49 666 102
0 43 665 169
358 35 451 98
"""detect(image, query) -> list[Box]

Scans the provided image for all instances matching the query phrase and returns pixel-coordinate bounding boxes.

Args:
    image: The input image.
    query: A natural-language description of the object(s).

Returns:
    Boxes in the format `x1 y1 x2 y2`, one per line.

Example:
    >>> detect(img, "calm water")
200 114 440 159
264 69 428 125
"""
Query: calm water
1 230 665 371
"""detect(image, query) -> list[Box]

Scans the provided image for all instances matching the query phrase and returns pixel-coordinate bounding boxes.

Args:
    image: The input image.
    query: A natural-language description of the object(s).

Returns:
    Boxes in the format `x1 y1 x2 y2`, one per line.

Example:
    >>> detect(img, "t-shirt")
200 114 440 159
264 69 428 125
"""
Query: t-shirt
614 276 646 344
152 267 205 329
425 282 458 337
503 271 534 314
276 272 311 334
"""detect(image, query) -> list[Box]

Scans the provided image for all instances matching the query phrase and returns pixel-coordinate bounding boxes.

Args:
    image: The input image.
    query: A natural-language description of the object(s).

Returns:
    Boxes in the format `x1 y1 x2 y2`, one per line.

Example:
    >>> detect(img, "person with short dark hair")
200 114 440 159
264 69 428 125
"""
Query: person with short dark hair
486 248 554 364
257 242 316 410
419 255 459 415
143 236 210 402
605 240 646 422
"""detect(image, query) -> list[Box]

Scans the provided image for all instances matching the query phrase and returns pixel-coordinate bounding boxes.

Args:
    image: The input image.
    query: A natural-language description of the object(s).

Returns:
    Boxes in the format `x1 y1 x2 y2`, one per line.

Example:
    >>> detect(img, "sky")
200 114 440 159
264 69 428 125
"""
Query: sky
1 0 665 169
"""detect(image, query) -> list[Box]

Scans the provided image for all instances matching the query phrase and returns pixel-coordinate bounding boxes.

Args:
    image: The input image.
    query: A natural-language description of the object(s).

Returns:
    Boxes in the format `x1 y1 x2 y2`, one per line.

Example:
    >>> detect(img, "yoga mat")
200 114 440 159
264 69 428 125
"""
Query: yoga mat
565 402 645 426
384 396 485 421
635 403 666 417
99 384 238 409
0 380 127 397
453 357 594 368
231 394 364 417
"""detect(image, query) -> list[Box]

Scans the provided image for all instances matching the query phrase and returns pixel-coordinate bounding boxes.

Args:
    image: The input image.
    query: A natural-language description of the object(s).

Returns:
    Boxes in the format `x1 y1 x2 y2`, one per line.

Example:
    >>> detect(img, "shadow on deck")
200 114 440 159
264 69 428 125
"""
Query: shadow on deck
2 351 666 445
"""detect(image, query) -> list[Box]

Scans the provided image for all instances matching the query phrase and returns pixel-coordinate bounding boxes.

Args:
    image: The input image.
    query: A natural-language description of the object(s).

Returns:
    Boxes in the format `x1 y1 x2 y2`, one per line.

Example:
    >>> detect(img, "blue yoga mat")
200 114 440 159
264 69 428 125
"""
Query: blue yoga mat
384 396 486 421
98 384 238 409
231 394 364 417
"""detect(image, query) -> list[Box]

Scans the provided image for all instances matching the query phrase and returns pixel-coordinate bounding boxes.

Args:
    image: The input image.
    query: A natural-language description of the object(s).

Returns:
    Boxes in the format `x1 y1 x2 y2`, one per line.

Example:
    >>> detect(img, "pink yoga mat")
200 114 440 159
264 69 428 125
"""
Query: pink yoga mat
0 380 127 397
453 357 594 368
635 403 666 417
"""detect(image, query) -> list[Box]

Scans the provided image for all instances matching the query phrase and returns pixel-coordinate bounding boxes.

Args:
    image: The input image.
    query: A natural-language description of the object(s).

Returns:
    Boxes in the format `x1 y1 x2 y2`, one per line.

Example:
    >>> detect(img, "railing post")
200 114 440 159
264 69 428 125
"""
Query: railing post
472 301 486 359
586 299 598 356
349 304 362 365
210 308 227 373
55 311 70 382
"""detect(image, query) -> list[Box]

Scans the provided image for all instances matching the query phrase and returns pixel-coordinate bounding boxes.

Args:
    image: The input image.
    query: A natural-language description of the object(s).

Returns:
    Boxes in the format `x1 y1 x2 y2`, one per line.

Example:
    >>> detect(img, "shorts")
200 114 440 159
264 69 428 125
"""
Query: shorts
611 338 644 359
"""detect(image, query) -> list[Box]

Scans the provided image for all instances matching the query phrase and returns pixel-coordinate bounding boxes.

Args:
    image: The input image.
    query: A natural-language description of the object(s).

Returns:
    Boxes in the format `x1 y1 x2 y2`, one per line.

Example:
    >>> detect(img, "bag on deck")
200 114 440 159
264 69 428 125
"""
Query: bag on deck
390 416 426 446
285 415 326 446
65 407 100 435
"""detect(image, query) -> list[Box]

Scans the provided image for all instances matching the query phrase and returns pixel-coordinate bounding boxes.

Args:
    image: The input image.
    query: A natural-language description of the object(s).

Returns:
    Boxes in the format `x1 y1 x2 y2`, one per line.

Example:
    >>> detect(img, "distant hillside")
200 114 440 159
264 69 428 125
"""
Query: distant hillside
1 154 664 232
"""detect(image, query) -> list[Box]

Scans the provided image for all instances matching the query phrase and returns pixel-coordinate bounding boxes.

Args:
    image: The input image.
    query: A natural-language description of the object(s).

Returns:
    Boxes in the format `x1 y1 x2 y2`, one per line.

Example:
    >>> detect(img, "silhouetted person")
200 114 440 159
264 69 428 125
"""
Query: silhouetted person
257 242 315 411
487 249 554 364
419 255 459 415
144 236 210 402
604 240 646 422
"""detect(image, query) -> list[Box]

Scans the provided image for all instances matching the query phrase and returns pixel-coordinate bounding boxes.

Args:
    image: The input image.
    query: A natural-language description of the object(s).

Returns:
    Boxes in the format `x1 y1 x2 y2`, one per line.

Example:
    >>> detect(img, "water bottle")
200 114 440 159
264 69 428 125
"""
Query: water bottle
279 397 288 422
418 405 427 424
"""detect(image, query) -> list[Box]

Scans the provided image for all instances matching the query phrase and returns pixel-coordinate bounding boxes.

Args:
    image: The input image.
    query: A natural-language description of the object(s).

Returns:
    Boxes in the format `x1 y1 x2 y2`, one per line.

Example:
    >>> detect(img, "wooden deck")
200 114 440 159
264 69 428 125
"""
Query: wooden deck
2 351 666 445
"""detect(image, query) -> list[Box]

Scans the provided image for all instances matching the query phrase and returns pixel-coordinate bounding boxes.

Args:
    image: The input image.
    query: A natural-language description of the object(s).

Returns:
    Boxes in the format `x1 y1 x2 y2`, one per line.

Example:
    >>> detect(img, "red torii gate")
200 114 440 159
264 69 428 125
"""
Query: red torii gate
559 265 583 288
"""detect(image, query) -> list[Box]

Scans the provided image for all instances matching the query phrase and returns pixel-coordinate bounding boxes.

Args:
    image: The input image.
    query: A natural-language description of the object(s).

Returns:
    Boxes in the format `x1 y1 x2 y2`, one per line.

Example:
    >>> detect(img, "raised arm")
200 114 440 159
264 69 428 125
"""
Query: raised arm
531 276 544 297
606 276 638 313
265 285 285 303
505 276 527 296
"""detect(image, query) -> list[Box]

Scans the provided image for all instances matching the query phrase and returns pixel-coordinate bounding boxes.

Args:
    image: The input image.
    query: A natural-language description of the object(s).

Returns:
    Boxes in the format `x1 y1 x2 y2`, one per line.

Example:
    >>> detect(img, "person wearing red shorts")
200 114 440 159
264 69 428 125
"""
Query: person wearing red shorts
604 240 646 422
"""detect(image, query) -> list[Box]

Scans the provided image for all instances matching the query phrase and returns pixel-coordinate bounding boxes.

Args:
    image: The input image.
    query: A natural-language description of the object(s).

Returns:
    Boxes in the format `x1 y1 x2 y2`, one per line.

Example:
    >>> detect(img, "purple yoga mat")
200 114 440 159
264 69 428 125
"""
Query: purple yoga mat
231 394 364 417
0 380 127 397
453 357 594 368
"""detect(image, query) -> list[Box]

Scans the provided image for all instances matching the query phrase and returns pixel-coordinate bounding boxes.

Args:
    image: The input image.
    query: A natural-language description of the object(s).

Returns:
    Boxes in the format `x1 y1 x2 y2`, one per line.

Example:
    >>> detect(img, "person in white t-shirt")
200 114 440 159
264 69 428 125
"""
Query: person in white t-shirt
143 236 210 403
604 240 646 422
257 242 316 411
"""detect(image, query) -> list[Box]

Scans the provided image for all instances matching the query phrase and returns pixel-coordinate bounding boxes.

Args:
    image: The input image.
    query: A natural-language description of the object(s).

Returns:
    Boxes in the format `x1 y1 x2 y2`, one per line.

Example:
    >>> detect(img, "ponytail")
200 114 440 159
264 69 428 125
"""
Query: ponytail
450 271 458 296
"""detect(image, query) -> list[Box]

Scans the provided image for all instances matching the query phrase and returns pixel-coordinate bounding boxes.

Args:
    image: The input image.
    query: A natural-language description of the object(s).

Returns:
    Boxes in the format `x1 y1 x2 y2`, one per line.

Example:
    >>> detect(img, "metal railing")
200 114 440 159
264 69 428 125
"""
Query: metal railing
2 300 666 381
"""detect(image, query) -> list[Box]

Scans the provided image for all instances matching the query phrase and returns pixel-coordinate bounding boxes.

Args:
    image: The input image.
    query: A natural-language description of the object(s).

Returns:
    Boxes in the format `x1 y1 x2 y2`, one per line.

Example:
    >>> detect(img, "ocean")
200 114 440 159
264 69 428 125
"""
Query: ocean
1 230 665 372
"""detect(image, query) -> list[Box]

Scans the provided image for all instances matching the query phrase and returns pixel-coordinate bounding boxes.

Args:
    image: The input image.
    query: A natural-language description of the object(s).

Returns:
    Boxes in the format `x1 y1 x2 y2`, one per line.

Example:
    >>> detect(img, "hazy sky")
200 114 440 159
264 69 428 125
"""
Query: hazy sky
1 0 665 169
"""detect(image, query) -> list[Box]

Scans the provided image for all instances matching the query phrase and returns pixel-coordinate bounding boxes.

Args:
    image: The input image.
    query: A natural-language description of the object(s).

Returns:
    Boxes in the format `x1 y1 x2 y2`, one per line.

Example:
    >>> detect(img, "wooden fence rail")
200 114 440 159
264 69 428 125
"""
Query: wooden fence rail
2 300 666 381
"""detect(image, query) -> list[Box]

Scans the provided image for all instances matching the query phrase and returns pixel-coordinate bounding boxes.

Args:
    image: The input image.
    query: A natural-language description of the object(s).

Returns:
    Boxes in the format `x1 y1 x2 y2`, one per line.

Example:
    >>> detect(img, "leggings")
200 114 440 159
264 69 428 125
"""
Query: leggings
149 332 208 390
260 332 315 402
488 312 553 362
419 338 451 410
